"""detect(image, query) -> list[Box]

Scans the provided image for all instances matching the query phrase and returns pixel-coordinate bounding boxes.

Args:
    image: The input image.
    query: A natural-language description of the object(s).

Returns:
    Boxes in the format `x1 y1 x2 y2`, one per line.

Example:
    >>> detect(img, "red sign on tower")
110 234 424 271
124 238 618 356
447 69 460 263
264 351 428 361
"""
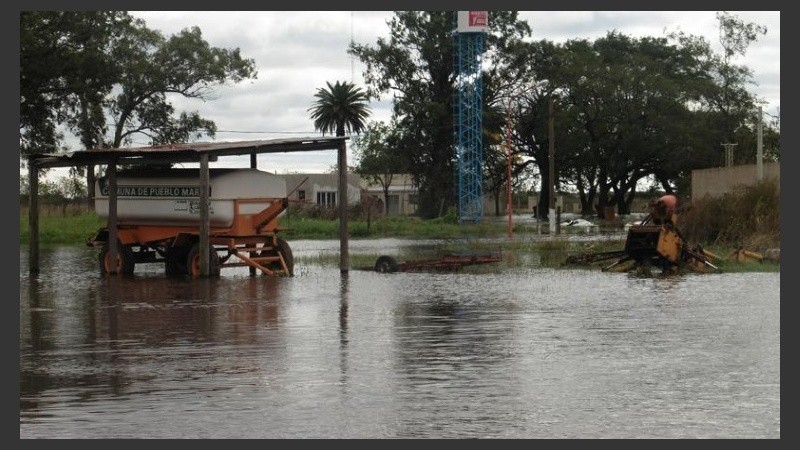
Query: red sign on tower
469 11 487 27
457 11 488 33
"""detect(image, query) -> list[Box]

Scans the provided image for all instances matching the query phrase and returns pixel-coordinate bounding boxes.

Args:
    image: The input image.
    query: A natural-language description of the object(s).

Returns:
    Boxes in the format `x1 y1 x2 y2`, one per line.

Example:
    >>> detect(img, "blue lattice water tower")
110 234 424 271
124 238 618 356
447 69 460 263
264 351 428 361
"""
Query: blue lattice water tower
453 11 487 223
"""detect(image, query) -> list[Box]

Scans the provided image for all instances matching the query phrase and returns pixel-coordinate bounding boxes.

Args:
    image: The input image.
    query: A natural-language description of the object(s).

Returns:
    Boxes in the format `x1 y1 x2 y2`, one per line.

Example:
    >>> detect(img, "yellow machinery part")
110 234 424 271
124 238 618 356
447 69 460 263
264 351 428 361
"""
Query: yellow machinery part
656 228 682 263
728 248 764 262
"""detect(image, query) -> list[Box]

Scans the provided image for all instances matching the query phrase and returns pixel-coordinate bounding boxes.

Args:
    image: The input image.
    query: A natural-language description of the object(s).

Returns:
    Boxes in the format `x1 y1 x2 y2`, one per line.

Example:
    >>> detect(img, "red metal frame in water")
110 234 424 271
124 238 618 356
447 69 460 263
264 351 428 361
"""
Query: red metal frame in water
373 252 503 273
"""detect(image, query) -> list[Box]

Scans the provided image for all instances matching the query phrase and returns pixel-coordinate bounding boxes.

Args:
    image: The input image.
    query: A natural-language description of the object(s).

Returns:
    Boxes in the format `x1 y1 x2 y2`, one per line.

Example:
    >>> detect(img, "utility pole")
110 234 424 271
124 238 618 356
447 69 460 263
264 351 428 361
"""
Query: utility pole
757 106 764 181
721 143 737 167
505 101 514 239
548 95 556 235
350 12 355 83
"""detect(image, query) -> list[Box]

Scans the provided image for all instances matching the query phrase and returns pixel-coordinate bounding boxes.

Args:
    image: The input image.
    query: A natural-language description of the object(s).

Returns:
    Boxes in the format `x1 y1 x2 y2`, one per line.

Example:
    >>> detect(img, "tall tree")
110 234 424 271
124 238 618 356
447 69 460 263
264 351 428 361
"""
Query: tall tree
20 11 133 157
353 121 408 212
105 24 256 148
667 11 767 169
308 80 371 137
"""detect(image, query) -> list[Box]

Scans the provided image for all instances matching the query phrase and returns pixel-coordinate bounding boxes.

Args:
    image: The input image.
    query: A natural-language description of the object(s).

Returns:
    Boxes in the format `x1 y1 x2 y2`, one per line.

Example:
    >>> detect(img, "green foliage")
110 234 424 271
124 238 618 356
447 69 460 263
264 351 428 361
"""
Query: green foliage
538 239 571 267
680 180 780 249
280 214 503 240
20 11 135 155
106 25 257 148
432 206 459 225
352 121 410 209
20 174 88 201
19 211 105 245
308 80 371 137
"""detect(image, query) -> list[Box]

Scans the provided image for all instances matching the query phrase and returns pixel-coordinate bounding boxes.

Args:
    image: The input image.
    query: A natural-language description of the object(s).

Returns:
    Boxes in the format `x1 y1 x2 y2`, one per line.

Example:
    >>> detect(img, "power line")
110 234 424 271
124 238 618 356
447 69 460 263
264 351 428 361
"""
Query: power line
214 130 318 134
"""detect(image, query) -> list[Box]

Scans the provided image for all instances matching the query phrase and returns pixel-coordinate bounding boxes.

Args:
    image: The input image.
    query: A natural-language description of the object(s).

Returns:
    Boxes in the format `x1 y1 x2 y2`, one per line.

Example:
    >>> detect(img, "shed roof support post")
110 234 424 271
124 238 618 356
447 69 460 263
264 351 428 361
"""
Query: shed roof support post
338 139 349 274
107 160 119 273
199 154 210 277
27 160 40 274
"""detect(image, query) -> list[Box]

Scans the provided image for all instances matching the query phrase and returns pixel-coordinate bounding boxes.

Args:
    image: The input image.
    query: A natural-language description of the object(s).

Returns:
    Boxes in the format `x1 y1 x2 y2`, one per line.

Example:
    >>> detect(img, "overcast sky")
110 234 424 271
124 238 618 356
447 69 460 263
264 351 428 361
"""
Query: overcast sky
98 11 782 174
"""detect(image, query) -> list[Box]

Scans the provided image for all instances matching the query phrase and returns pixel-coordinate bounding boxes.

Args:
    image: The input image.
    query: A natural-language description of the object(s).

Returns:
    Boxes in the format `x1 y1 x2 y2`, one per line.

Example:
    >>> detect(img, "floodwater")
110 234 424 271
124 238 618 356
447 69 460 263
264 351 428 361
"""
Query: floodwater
19 238 780 439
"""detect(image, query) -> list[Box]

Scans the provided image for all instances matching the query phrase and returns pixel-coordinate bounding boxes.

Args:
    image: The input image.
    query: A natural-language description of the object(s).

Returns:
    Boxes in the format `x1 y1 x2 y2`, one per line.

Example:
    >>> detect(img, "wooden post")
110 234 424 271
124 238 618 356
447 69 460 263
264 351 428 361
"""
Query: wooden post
107 161 119 273
556 205 562 235
249 152 257 276
28 160 39 274
199 154 210 277
338 139 349 273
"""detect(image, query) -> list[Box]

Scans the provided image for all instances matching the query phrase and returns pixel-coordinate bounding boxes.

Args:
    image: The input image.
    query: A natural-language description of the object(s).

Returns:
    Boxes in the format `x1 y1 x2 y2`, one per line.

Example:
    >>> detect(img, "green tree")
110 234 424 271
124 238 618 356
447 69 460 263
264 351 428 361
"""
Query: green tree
20 11 134 157
308 80 371 137
101 24 256 148
353 121 408 212
667 11 768 169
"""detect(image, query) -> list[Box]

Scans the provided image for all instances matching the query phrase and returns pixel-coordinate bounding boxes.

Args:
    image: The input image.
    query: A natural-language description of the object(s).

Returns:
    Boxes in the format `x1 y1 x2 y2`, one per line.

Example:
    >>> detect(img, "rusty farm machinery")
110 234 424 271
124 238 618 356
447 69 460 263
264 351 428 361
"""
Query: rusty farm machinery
565 194 721 275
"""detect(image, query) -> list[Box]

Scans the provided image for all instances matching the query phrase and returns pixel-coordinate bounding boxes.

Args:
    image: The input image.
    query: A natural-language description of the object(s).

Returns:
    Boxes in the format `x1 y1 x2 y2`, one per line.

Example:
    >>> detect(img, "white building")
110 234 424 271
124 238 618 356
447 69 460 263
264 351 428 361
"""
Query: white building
360 174 419 215
280 173 362 208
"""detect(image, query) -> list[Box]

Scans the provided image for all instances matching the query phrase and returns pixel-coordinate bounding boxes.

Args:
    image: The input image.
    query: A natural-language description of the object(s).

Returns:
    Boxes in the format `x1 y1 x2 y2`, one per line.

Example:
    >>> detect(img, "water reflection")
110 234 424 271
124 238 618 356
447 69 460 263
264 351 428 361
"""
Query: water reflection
20 243 780 438
338 273 349 397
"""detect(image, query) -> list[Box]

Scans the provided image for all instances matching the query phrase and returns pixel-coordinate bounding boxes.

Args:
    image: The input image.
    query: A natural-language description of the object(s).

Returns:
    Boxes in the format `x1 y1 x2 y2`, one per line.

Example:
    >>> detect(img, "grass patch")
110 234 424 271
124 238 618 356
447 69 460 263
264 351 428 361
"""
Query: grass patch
20 211 105 245
681 179 780 251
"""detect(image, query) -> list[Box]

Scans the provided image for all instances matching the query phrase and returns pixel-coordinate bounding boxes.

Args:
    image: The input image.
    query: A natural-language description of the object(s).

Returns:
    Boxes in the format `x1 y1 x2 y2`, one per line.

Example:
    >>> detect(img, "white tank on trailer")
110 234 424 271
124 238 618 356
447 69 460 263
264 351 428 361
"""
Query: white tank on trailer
95 168 287 227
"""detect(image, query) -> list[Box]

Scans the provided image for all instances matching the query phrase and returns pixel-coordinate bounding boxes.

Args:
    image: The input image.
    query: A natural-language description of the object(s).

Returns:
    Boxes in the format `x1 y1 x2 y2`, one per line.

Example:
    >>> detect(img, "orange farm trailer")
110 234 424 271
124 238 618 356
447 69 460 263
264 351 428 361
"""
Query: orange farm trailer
88 168 294 278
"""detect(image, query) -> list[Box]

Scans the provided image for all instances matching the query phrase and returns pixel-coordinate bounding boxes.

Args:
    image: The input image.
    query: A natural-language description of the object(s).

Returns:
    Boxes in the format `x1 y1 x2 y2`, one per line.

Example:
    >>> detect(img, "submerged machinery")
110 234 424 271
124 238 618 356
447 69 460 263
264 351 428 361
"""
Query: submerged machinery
566 194 719 274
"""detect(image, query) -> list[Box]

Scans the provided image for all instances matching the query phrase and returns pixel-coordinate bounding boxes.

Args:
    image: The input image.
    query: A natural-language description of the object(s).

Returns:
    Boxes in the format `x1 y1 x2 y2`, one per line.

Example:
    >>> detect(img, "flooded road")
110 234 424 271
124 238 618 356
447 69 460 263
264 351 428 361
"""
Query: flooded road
19 239 780 438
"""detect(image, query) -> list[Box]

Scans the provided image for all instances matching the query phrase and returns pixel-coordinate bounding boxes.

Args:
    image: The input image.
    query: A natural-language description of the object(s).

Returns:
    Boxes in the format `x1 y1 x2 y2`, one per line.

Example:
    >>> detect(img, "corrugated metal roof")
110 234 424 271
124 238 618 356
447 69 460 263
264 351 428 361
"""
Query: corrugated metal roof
27 136 348 169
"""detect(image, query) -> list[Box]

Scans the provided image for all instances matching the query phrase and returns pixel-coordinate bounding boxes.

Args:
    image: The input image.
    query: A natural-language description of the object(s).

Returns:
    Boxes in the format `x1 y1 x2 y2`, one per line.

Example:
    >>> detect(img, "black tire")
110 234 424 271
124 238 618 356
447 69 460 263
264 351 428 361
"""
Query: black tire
186 243 221 278
164 245 190 277
259 237 294 276
374 255 398 273
99 240 135 275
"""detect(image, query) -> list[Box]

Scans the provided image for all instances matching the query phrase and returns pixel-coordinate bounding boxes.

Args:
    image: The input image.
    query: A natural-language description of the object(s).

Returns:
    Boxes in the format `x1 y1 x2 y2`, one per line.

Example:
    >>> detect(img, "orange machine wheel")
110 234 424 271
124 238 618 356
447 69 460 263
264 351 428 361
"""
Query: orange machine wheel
99 241 135 275
258 237 294 276
186 243 221 278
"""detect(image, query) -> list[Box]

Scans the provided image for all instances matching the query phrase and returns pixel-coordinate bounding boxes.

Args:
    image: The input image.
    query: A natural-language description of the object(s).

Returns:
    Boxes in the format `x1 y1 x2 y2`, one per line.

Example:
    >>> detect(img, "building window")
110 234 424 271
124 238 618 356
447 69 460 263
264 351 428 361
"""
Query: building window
408 194 418 205
387 194 400 215
317 191 336 208
298 190 305 201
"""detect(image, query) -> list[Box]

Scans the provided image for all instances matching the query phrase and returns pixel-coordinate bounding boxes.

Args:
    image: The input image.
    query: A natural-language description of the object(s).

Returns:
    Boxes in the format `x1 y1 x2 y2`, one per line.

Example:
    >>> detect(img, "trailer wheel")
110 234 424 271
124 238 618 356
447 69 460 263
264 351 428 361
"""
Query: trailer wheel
260 237 294 276
165 245 190 277
99 241 135 275
186 243 221 278
374 255 398 273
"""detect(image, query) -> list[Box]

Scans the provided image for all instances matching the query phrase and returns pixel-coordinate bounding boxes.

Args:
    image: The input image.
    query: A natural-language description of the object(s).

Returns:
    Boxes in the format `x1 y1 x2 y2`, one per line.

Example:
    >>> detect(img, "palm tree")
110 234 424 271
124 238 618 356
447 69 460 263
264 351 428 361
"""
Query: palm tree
308 80 371 136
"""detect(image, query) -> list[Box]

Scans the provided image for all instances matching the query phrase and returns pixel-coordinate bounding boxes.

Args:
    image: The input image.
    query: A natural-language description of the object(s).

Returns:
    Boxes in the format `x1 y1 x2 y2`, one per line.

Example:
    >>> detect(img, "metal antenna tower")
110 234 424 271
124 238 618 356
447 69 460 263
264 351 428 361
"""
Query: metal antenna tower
350 11 355 83
453 11 487 223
